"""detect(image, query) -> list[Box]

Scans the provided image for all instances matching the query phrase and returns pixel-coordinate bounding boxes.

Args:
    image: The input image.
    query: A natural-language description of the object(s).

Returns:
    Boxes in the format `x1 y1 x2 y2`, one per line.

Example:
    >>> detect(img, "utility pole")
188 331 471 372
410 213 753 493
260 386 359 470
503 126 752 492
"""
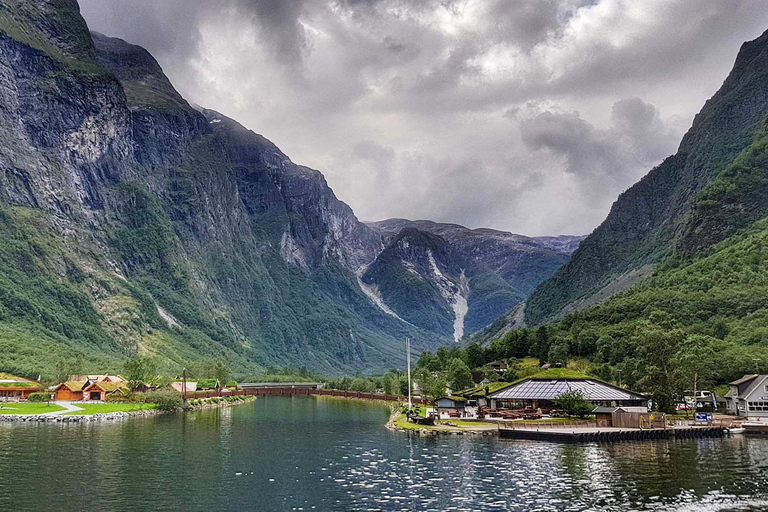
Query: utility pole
754 358 761 374
406 338 412 411
182 367 187 399
692 372 698 419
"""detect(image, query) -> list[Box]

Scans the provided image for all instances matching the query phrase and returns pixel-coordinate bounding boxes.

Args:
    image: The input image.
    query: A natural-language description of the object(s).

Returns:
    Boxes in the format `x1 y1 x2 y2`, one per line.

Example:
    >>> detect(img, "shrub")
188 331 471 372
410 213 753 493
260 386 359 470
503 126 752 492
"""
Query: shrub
106 390 132 403
144 388 183 411
27 392 49 402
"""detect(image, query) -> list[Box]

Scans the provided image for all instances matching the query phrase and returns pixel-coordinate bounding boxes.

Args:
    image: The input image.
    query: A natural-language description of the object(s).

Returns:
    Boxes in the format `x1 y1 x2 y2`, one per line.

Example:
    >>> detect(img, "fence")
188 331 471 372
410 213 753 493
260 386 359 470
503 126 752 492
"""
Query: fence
182 386 434 405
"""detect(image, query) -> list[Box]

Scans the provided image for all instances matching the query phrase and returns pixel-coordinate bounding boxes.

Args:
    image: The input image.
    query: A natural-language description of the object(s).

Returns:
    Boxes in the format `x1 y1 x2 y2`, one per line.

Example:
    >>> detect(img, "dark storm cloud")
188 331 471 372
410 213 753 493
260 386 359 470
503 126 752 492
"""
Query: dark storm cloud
78 0 768 235
520 98 677 201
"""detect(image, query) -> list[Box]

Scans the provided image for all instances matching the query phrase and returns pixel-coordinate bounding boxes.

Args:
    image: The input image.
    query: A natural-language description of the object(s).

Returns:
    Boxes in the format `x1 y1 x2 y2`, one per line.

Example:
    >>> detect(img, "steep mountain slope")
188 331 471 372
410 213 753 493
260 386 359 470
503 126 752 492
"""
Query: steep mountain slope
524 28 768 326
364 219 583 340
0 0 581 377
0 0 447 376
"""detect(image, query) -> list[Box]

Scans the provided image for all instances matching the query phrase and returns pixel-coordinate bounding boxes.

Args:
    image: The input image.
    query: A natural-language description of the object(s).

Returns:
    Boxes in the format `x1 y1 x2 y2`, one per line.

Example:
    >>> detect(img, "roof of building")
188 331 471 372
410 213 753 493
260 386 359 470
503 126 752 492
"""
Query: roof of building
84 381 128 393
733 375 768 400
488 377 646 402
437 395 467 403
730 374 759 386
55 380 88 392
170 381 198 393
0 373 40 389
593 406 618 414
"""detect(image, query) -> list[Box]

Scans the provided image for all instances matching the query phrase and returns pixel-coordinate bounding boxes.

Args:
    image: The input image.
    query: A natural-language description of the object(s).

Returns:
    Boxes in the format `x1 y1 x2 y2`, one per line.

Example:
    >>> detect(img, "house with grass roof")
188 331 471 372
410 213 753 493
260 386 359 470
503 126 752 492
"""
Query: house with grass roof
82 380 128 401
52 379 88 401
52 374 128 401
0 372 41 400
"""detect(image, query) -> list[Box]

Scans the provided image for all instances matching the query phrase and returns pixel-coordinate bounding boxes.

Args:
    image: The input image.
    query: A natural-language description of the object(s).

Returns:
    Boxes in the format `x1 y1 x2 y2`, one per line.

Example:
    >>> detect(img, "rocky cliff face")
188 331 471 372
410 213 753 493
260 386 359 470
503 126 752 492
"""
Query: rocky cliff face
524 28 768 326
363 219 582 341
0 1 579 376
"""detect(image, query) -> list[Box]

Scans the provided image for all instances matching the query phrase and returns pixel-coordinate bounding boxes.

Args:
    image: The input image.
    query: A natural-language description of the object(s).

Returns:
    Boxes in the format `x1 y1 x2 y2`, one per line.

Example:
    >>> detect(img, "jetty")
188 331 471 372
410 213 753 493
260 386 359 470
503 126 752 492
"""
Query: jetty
499 424 726 443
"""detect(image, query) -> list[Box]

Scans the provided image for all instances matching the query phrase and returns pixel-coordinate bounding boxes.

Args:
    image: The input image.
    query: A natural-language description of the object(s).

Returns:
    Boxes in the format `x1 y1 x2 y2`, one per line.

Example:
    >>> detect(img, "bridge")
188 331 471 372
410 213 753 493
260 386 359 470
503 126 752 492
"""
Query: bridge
182 383 433 405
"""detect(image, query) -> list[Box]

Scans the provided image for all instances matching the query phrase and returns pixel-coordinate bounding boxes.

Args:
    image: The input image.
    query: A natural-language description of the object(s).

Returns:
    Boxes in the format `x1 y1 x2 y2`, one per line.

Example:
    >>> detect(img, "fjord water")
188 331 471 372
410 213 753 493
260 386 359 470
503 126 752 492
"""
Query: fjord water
1 397 768 511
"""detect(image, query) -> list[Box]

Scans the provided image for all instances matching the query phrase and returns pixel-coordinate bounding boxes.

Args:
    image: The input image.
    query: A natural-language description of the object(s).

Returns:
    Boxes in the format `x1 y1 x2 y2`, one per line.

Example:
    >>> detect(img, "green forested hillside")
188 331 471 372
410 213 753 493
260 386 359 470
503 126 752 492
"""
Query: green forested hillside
524 28 768 325
473 125 768 410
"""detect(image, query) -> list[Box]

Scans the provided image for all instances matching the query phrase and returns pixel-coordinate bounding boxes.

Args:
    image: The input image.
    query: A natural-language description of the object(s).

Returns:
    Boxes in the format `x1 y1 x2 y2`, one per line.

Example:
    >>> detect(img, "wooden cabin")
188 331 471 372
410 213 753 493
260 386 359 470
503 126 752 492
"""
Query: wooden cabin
52 380 87 401
82 381 128 401
53 374 128 401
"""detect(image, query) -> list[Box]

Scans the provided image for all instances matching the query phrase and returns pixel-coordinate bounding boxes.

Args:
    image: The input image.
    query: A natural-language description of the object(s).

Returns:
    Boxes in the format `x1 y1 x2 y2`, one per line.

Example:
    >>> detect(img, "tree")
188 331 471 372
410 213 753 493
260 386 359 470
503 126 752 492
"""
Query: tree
547 343 569 366
535 326 551 361
123 355 158 391
635 328 686 413
553 391 594 418
449 358 472 391
53 357 84 385
465 343 485 369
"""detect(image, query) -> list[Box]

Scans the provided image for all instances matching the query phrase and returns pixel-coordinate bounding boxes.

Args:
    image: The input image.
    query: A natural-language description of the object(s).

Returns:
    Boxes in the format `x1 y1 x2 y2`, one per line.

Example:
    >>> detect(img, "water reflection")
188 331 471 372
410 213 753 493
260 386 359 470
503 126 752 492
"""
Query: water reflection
1 396 767 511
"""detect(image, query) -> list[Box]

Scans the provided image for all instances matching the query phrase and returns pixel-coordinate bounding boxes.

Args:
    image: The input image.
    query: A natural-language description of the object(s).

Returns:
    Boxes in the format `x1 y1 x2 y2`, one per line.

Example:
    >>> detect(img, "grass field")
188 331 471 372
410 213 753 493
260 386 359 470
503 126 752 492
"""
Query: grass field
64 403 157 415
0 402 65 414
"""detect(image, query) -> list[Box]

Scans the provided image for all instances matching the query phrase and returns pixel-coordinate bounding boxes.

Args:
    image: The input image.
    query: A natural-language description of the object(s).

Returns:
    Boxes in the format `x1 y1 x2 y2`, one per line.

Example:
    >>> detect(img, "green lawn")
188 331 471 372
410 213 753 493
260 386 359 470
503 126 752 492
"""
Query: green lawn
0 402 65 414
64 403 156 415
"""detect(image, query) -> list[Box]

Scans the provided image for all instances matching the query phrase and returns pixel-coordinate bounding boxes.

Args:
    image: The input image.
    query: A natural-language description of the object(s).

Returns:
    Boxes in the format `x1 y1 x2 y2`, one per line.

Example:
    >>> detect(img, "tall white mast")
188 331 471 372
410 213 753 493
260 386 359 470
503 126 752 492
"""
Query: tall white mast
406 337 412 411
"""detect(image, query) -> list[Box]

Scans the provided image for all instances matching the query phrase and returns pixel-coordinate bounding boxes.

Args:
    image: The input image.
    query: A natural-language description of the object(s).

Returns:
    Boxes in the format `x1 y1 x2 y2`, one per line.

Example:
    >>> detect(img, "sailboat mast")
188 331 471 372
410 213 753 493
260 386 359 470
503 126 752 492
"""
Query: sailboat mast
406 337 412 410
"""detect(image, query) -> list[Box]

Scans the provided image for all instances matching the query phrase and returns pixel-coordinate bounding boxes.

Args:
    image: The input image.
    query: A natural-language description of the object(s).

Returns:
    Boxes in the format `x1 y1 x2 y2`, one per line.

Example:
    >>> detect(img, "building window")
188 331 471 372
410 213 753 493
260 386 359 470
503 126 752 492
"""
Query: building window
748 402 768 412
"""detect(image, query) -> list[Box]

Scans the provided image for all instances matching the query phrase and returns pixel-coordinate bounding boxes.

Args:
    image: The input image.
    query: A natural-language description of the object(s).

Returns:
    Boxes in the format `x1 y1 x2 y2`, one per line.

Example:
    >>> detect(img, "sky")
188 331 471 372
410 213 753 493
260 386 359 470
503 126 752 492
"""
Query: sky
78 0 768 236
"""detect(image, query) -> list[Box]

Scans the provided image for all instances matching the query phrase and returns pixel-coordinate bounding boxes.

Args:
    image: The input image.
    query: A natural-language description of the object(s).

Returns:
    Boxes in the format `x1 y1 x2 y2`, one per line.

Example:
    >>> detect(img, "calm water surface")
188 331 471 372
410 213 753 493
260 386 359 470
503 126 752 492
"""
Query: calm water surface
2 396 768 511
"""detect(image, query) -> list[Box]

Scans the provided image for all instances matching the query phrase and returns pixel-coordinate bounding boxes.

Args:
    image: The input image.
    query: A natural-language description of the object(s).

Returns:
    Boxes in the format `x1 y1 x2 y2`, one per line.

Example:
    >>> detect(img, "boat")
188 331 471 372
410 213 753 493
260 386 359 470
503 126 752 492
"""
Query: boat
742 421 768 435
726 427 746 435
407 414 436 426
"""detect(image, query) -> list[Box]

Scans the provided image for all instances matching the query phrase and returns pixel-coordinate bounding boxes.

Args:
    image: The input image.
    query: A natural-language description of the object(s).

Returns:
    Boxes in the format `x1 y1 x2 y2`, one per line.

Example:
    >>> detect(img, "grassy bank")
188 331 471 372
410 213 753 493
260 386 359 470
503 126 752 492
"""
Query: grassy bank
64 403 157 415
0 402 65 415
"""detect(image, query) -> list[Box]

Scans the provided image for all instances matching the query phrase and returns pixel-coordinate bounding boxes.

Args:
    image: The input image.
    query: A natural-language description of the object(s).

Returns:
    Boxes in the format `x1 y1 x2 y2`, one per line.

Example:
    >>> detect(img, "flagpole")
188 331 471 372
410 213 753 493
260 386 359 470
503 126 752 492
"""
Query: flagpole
406 337 412 411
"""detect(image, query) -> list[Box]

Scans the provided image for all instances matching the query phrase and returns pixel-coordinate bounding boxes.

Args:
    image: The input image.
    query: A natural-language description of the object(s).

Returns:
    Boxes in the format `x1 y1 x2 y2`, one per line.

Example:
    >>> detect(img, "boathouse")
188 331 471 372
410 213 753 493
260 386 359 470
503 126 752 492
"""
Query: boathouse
487 377 646 410
724 374 768 417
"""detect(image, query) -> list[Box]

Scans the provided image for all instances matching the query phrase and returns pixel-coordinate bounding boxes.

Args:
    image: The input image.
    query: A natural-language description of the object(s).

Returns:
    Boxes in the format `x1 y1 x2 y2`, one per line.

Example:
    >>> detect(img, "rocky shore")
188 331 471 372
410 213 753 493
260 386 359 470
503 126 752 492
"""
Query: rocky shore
0 409 162 423
0 396 258 423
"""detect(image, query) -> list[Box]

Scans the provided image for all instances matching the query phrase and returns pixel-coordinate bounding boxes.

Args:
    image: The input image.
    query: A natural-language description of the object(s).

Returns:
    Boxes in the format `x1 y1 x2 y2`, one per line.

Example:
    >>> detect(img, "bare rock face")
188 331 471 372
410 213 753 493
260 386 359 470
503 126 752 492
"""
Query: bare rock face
0 1 580 374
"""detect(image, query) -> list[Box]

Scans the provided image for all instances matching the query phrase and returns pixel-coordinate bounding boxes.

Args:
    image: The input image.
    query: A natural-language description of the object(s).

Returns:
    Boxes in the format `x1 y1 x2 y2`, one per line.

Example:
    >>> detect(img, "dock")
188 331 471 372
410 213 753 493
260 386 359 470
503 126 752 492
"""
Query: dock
499 425 726 443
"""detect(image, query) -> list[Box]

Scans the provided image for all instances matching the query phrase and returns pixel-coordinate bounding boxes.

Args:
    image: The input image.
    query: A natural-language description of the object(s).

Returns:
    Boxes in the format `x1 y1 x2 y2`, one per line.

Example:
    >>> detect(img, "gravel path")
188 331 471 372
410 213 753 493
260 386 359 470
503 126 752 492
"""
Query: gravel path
37 401 84 416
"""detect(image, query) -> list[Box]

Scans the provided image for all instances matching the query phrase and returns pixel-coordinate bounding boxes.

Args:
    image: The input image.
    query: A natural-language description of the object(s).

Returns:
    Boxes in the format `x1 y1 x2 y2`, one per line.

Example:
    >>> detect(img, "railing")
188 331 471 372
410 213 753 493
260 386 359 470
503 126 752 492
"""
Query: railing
502 420 595 429
182 387 434 405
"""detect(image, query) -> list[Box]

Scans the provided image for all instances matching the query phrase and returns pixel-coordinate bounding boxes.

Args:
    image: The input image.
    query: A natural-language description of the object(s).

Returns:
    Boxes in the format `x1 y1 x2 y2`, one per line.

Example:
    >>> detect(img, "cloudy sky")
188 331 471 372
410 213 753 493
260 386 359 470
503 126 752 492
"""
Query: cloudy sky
79 0 768 236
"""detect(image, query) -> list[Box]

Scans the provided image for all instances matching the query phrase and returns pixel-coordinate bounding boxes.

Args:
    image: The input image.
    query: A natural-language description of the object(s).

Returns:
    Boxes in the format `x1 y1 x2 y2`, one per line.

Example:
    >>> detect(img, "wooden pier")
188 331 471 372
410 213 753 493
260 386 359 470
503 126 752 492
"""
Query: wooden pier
499 425 726 443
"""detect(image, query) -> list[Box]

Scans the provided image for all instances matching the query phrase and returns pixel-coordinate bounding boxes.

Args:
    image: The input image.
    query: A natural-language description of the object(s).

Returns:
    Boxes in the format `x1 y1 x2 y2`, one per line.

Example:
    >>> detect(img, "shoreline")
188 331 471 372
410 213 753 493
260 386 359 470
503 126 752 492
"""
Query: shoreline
386 407 499 436
0 395 258 424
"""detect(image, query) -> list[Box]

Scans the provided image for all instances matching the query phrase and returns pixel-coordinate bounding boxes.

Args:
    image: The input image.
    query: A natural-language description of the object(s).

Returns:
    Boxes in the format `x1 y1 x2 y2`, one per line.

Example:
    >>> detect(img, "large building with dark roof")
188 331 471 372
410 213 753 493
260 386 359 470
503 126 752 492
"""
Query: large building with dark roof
487 377 647 410
725 374 768 417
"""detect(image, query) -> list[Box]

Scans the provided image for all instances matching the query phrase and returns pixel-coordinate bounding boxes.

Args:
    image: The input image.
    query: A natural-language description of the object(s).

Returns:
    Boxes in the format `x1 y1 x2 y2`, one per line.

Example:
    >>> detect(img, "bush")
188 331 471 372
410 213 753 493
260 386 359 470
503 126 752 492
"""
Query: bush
144 388 183 411
27 392 49 402
106 390 132 403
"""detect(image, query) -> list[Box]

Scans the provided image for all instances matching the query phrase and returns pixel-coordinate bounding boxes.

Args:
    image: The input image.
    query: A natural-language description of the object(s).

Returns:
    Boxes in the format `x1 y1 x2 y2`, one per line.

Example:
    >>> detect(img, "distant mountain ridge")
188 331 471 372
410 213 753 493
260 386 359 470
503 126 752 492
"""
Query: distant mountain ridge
363 219 583 341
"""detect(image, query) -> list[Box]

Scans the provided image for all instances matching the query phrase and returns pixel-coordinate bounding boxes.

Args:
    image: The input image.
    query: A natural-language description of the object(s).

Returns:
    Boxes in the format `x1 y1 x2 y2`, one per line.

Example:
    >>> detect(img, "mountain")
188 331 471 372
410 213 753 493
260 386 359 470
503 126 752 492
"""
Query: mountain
523 28 768 326
363 219 583 341
0 0 579 377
